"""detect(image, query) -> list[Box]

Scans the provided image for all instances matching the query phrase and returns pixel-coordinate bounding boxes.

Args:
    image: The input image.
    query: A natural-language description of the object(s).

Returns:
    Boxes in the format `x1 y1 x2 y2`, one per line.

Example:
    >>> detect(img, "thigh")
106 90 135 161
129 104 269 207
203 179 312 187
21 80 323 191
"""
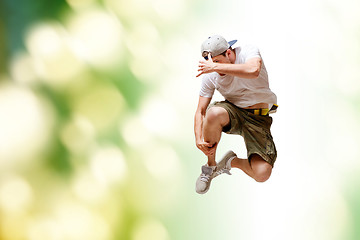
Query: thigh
243 119 277 167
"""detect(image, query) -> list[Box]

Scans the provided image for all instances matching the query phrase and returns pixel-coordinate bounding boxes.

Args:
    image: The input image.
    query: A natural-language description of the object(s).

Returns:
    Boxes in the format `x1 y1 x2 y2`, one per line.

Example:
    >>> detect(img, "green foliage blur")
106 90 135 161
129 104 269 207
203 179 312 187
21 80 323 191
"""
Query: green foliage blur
2 0 360 240
0 0 200 239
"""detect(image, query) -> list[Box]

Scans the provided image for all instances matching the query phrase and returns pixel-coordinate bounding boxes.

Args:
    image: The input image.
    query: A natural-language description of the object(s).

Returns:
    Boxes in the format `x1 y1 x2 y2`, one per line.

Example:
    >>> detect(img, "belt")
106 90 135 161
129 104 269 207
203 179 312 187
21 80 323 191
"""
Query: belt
245 108 269 116
245 104 278 116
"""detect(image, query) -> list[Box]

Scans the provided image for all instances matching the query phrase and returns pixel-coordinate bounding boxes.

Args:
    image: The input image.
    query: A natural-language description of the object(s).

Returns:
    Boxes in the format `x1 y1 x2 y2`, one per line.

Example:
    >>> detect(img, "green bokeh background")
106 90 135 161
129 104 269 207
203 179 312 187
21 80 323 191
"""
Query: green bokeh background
1 0 360 239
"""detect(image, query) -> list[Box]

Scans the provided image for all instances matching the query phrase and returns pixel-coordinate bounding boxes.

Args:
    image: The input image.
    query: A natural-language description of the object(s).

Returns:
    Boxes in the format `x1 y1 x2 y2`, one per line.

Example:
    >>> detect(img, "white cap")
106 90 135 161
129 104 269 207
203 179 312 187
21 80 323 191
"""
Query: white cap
201 35 237 57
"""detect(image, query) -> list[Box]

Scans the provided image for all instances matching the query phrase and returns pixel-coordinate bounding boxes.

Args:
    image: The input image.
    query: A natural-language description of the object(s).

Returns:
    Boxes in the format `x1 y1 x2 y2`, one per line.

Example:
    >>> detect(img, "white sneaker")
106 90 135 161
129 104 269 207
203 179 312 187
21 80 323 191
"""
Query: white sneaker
195 165 216 194
213 151 237 178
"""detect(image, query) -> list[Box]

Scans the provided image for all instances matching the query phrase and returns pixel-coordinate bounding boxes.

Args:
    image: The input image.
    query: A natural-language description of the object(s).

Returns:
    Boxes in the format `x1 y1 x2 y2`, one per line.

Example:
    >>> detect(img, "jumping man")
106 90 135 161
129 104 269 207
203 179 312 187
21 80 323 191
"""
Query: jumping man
194 35 277 194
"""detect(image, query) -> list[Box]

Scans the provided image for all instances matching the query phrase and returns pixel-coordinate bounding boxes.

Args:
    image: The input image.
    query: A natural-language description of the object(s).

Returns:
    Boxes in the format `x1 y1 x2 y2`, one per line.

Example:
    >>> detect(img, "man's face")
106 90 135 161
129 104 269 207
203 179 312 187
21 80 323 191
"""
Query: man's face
211 54 231 64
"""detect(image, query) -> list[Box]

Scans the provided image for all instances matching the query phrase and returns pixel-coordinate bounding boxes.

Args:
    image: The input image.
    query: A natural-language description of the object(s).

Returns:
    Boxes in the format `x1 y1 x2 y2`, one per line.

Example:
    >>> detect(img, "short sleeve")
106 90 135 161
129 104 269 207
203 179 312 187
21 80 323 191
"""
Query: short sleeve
199 74 215 98
243 44 261 62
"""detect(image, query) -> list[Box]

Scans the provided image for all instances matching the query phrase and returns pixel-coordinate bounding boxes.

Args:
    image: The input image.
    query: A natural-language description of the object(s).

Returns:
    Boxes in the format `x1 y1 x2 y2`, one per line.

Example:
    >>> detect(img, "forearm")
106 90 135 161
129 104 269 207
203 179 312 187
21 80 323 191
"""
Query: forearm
194 111 204 142
213 62 260 79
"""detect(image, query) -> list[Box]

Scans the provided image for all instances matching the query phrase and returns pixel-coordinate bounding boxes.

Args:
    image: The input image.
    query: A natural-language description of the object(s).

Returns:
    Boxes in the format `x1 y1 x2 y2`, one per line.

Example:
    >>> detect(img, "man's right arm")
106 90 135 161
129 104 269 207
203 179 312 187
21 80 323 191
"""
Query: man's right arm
194 96 213 155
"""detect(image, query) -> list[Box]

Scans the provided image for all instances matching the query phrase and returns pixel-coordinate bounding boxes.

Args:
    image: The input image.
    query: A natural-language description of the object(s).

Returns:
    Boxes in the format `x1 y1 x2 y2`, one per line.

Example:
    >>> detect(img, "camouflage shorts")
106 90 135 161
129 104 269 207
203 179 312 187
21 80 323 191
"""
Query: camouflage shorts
208 100 277 167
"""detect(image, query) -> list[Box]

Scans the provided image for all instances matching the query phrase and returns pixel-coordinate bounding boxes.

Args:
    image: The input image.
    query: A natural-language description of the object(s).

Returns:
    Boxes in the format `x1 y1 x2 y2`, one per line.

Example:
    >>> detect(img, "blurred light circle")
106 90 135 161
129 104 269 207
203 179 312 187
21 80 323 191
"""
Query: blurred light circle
129 56 162 83
66 0 96 9
72 84 125 132
71 170 108 203
141 144 181 181
25 22 85 86
67 9 123 70
10 52 38 85
132 218 169 240
126 21 162 83
0 84 53 168
120 115 151 147
90 146 127 185
139 97 178 138
60 115 96 155
125 21 159 57
0 175 33 212
151 0 184 21
103 0 150 20
55 204 110 240
27 218 62 240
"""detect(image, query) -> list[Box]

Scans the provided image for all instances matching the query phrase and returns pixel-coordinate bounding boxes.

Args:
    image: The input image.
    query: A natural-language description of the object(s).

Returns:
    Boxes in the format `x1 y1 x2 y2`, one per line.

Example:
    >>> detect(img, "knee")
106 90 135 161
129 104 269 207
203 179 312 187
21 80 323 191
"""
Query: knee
254 172 271 182
250 154 272 183
253 166 272 183
205 107 225 125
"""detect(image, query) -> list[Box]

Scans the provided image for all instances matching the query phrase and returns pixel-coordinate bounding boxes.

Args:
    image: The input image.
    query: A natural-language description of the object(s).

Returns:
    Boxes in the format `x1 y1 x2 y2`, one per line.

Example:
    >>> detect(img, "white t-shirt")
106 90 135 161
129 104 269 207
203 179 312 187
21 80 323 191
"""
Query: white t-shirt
199 45 277 108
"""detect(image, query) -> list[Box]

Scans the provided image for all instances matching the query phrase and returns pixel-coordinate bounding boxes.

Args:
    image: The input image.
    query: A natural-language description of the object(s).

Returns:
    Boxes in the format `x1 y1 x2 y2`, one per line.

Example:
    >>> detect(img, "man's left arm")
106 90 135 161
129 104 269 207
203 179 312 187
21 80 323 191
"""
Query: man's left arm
213 58 261 79
197 55 261 79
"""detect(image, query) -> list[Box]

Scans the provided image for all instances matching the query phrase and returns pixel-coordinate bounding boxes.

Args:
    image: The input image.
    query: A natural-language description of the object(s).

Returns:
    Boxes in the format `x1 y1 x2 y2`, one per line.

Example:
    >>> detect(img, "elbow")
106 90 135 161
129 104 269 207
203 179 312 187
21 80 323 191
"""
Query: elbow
249 59 262 78
251 67 260 78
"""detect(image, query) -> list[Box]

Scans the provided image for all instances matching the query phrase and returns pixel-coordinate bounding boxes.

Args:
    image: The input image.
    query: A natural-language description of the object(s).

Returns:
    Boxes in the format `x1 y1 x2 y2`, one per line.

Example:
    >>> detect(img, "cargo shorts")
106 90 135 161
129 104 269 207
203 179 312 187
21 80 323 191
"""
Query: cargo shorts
208 100 277 167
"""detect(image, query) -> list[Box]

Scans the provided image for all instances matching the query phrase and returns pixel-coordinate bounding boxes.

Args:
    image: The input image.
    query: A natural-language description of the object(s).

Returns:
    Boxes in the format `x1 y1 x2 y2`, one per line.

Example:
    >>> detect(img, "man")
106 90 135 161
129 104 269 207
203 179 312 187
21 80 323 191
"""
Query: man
194 35 277 194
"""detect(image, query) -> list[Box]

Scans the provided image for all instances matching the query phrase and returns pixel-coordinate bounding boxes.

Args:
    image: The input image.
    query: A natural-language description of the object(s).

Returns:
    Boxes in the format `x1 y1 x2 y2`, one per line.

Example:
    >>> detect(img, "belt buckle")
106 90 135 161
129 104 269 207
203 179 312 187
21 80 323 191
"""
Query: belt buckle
261 108 269 115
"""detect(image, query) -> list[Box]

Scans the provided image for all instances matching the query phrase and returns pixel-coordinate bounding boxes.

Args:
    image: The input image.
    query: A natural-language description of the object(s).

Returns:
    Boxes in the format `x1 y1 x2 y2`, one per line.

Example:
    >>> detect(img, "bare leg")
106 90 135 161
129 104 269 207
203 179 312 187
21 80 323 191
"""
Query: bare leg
202 107 230 166
231 154 272 182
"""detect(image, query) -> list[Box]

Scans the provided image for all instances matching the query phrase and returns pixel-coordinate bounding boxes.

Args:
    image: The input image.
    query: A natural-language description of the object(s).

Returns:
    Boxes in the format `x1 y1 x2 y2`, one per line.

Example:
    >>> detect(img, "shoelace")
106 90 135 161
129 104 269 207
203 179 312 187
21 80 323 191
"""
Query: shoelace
200 174 211 182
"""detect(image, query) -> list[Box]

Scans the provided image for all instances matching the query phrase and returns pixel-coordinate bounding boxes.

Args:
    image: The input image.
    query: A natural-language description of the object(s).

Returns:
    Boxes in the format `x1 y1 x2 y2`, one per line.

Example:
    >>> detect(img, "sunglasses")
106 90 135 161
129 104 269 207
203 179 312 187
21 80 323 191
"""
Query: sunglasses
202 49 227 61
202 51 210 60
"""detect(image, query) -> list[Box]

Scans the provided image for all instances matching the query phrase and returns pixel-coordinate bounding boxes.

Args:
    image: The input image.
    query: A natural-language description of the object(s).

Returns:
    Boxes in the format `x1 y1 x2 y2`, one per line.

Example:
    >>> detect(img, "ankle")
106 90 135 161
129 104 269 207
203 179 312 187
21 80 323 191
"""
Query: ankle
231 157 245 168
207 163 216 168
227 156 236 169
207 158 216 167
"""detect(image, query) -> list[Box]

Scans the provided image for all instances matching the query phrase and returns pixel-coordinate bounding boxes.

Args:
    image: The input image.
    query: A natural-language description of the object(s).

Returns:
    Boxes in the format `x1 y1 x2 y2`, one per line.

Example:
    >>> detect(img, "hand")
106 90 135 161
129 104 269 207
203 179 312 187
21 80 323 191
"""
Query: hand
196 53 216 77
196 140 217 156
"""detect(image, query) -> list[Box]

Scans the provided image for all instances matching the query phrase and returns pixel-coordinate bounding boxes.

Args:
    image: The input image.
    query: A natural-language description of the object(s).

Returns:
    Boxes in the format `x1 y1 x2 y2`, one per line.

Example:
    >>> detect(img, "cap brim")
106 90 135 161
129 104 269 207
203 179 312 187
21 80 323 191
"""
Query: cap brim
228 40 237 47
